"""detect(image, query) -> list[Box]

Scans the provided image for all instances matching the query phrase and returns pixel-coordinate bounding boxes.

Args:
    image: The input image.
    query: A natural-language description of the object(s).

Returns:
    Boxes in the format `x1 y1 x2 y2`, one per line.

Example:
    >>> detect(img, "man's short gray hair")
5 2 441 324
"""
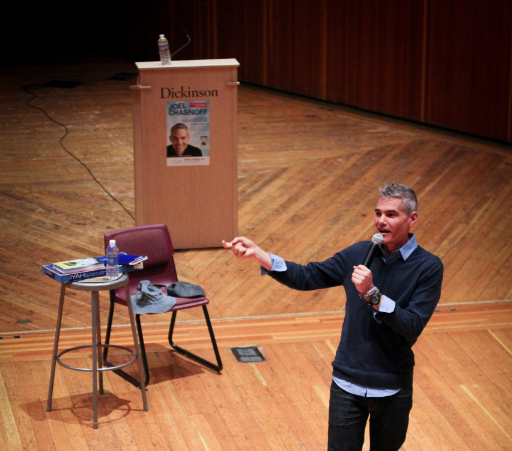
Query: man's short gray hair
170 122 188 133
379 184 418 215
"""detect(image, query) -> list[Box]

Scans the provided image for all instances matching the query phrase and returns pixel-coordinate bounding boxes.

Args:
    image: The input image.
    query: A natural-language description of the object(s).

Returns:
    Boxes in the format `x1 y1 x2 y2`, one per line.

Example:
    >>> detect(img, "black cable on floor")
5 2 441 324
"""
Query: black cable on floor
23 84 135 220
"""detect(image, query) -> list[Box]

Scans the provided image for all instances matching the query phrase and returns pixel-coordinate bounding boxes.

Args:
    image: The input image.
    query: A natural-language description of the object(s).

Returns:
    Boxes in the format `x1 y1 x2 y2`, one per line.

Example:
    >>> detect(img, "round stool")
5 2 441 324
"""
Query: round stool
46 274 148 429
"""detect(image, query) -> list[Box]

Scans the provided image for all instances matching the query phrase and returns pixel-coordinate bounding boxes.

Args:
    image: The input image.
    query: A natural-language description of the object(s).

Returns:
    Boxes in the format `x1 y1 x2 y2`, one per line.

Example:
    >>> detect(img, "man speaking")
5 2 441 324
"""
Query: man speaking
166 123 202 157
223 184 443 451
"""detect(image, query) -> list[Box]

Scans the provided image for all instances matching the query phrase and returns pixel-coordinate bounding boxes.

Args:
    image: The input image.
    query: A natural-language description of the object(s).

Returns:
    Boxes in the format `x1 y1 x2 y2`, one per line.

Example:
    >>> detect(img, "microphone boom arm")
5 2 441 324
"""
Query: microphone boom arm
171 30 191 58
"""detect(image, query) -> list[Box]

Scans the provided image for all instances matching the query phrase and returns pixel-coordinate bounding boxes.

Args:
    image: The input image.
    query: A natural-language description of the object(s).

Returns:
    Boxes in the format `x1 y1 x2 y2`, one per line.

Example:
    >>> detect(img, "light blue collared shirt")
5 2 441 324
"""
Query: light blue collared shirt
375 234 418 318
261 253 287 274
261 234 419 397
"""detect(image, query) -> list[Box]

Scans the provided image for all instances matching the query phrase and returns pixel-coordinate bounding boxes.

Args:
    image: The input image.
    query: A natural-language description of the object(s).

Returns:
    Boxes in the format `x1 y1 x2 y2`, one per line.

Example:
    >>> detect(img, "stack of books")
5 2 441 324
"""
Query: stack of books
42 254 147 283
52 257 104 274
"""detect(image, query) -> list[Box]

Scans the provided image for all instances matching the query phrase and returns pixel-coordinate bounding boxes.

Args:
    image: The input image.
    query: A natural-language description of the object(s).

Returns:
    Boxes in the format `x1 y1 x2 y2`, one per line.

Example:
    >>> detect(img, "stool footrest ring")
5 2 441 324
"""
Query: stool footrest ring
56 344 136 372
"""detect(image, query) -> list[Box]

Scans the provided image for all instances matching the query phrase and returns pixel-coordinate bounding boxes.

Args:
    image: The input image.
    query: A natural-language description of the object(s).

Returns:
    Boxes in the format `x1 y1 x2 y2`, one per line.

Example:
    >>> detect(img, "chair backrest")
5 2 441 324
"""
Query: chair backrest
104 224 178 302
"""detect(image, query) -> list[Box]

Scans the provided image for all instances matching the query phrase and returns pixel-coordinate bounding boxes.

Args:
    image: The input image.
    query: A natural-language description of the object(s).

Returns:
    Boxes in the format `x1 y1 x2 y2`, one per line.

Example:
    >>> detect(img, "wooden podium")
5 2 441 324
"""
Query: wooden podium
132 59 239 249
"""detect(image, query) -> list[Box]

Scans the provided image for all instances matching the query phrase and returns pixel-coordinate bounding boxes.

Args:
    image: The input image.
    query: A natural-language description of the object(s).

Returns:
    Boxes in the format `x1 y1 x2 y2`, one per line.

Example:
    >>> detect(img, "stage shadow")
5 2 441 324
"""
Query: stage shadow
104 343 217 384
25 345 219 428
24 391 133 428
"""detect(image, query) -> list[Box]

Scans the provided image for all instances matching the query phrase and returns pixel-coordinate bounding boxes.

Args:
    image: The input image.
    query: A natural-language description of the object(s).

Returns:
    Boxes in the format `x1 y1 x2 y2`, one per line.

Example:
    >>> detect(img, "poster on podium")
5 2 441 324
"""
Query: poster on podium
166 100 210 166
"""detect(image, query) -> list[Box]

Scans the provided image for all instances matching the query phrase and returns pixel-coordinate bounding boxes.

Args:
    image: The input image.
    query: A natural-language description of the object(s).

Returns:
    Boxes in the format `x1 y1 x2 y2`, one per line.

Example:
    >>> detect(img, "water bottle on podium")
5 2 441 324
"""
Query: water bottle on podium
158 34 171 65
106 240 119 280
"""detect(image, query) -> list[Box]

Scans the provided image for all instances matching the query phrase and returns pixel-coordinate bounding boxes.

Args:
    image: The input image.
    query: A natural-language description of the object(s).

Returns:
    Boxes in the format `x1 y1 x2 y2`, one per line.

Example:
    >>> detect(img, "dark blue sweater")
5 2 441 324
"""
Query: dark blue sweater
268 241 443 389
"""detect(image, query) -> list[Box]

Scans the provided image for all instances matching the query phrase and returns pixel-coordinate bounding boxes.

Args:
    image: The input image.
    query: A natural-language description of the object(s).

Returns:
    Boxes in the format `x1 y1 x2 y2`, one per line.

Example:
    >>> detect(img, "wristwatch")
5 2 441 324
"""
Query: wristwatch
362 286 382 306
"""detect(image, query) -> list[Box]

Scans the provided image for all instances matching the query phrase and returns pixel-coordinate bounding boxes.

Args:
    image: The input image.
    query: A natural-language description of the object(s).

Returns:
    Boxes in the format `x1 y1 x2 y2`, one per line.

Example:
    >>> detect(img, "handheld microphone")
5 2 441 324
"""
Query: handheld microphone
362 233 384 268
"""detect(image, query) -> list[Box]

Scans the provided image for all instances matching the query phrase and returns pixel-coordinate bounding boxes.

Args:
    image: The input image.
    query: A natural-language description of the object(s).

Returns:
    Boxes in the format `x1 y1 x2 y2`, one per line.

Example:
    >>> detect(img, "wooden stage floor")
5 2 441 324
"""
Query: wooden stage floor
1 56 512 450
1 305 512 450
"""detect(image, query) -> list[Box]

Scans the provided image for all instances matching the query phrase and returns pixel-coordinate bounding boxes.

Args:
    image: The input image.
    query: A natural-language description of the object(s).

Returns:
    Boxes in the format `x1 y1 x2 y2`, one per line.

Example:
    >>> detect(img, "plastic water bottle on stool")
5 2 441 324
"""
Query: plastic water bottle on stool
106 240 119 280
158 34 171 65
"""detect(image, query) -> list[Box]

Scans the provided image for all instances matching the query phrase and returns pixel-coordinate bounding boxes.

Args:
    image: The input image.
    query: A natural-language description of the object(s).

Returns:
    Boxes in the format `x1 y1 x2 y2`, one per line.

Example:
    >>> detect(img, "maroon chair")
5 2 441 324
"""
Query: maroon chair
103 224 222 388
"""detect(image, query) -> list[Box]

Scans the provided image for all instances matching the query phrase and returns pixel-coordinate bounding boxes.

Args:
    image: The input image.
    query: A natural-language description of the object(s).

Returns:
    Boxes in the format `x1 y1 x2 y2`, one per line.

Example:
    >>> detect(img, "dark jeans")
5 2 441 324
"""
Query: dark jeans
328 381 413 451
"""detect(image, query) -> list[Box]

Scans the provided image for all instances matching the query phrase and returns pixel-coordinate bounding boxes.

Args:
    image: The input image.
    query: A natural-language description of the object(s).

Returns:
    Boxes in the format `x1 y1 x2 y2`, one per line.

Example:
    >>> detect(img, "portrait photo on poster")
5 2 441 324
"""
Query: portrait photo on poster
166 100 210 166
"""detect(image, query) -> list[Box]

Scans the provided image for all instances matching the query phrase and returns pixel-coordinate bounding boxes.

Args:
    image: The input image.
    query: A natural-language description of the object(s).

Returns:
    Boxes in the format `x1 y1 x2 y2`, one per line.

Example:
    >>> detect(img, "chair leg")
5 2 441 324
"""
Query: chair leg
135 314 150 386
168 305 223 372
103 291 150 388
102 290 116 363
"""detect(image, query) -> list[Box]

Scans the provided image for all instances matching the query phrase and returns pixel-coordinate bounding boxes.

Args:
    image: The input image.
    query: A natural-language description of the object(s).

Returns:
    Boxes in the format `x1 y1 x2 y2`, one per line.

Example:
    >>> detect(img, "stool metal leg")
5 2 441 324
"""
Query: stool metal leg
124 283 148 411
95 294 104 395
91 291 99 429
47 284 66 412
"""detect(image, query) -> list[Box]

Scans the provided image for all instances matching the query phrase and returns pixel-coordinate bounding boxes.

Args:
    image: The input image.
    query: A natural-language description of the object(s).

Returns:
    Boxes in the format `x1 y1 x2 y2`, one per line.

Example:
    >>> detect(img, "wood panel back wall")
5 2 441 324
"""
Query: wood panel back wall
107 0 512 143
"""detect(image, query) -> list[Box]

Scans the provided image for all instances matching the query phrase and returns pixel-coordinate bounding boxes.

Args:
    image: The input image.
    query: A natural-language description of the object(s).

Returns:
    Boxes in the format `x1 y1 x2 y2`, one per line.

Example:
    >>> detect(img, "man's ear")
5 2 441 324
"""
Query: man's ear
409 211 418 228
